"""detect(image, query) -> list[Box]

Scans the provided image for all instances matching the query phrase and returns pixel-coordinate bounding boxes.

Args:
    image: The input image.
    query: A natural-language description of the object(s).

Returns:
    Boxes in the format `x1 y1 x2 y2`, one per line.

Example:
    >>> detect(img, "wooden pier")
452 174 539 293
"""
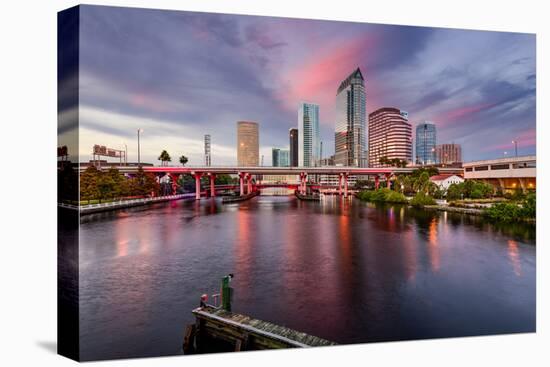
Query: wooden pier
183 306 336 353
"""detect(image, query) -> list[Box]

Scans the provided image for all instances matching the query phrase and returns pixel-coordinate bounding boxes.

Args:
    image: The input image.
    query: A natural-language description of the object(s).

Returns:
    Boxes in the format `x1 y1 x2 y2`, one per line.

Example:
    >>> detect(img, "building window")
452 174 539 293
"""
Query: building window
491 164 510 170
465 167 473 172
474 166 488 171
513 162 536 169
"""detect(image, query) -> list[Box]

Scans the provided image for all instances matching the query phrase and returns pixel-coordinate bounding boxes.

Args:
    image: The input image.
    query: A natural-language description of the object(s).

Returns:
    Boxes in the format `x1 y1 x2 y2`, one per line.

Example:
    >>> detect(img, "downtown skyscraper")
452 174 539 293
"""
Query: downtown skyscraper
289 128 298 167
237 121 259 166
368 107 412 167
335 68 366 167
415 121 437 165
435 143 462 164
298 102 320 167
272 148 290 167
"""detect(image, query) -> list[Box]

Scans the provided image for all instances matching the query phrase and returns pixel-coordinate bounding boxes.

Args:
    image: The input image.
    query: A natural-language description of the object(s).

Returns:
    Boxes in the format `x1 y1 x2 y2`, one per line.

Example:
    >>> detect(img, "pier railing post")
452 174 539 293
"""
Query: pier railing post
221 274 234 312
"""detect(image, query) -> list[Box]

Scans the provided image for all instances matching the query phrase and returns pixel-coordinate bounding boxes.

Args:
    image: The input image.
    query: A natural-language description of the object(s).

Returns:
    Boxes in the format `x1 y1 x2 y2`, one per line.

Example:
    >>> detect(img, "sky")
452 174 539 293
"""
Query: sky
66 5 536 166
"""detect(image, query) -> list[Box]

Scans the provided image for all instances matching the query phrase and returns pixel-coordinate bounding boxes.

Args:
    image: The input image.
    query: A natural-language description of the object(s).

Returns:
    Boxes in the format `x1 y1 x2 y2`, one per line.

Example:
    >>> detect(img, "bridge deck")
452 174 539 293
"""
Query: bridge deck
192 306 336 349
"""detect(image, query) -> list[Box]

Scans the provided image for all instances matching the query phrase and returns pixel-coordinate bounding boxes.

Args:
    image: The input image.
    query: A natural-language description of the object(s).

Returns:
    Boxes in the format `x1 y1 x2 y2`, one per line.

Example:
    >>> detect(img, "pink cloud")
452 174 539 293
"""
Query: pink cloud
483 128 536 152
276 35 377 124
434 103 496 126
129 93 172 113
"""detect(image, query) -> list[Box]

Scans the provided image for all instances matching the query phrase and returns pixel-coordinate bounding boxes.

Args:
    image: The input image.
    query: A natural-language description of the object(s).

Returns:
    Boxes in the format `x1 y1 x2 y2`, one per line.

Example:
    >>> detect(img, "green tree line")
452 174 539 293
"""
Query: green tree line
80 166 160 201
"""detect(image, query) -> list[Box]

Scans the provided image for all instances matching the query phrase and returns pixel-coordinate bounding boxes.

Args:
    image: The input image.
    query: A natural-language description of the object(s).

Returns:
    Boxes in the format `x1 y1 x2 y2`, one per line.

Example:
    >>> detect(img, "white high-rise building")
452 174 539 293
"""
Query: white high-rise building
298 102 320 167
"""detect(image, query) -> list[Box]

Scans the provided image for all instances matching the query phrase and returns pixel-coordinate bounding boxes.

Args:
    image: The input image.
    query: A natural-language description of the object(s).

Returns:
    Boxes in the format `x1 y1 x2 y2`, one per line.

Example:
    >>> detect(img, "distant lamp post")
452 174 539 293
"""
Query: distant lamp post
123 142 128 165
137 128 144 167
504 151 508 158
512 140 518 157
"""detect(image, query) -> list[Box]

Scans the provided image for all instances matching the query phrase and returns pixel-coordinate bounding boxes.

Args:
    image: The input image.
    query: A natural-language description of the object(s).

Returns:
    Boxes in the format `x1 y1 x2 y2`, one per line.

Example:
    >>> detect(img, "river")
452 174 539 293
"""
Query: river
74 195 535 360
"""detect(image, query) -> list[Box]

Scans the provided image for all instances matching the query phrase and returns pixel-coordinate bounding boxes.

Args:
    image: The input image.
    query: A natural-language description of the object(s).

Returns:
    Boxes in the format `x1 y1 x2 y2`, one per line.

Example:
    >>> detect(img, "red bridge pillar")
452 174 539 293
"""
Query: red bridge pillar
238 172 245 196
375 175 380 190
246 173 252 194
193 172 202 200
170 173 179 195
208 173 216 197
299 172 308 194
385 173 391 189
338 174 343 196
343 173 349 198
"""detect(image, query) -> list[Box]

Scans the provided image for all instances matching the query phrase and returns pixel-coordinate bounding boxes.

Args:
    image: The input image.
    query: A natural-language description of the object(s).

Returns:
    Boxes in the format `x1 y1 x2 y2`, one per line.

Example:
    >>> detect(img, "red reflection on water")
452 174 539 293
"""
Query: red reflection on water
402 226 417 281
428 217 440 272
235 208 252 299
337 205 353 284
387 206 396 232
508 240 522 276
115 214 130 258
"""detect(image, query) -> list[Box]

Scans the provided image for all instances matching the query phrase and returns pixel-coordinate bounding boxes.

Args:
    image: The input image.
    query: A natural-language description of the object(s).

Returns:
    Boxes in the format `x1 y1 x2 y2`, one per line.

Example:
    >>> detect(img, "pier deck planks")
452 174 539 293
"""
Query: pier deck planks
192 306 336 348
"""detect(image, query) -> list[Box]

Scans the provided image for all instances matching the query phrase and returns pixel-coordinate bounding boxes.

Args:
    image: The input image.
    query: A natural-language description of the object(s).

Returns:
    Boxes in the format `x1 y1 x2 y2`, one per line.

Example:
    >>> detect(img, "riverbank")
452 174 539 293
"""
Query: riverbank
424 205 484 216
60 193 199 215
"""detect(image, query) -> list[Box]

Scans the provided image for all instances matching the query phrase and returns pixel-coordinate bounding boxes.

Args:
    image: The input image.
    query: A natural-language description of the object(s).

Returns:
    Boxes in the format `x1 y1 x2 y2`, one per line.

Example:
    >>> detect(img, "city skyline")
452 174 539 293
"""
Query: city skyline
67 5 536 166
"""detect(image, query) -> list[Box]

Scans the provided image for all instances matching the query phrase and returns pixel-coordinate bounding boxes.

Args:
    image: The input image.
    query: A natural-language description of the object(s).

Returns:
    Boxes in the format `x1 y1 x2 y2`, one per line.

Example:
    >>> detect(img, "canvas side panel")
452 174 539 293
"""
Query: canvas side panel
57 5 80 362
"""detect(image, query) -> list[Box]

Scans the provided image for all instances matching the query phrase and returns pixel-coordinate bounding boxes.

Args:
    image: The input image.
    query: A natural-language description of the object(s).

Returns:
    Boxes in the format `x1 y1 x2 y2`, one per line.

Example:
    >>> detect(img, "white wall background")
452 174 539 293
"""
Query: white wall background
0 0 548 366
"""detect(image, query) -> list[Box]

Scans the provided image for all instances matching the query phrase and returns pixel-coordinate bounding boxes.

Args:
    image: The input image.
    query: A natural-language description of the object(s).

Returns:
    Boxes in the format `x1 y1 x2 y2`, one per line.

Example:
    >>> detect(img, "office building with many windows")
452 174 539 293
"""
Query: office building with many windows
237 121 259 166
368 107 412 167
435 143 462 164
298 102 320 167
415 122 437 165
335 67 366 167
289 128 298 167
272 148 290 167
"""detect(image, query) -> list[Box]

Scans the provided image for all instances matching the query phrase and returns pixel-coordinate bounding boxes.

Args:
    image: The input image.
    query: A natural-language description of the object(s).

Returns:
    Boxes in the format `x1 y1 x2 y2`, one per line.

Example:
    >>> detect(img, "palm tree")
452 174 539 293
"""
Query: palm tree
179 155 188 166
158 150 171 166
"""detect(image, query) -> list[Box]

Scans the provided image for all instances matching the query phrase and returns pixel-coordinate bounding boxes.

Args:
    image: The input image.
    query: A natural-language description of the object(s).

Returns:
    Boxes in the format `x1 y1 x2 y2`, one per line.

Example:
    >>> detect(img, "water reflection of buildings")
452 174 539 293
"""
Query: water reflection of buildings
507 240 522 277
428 217 440 272
235 208 253 300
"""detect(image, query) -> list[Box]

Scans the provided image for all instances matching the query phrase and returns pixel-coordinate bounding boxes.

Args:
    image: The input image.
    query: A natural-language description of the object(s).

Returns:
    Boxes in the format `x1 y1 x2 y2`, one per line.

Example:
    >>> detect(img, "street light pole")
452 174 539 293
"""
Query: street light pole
512 140 518 157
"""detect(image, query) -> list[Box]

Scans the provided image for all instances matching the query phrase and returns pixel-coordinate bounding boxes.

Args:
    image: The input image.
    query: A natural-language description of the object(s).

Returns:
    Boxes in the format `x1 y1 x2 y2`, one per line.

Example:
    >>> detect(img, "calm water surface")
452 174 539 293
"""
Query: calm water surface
76 195 535 360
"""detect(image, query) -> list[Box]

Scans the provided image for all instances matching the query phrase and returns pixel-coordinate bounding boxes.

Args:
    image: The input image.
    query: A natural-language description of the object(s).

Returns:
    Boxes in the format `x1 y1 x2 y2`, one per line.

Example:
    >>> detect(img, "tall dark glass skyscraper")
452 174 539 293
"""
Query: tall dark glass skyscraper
335 68 366 167
415 121 437 165
289 128 298 167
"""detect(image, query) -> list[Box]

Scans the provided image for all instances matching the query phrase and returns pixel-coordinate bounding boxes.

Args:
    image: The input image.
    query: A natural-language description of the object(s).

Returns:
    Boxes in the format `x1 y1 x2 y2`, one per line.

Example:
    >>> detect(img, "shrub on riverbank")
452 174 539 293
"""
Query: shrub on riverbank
483 202 524 221
410 192 436 208
483 193 536 222
447 180 494 200
357 188 407 204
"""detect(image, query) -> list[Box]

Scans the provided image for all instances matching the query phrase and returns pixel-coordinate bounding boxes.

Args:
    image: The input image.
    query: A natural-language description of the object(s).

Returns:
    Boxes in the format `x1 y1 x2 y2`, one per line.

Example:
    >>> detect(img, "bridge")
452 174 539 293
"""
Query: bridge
80 165 463 200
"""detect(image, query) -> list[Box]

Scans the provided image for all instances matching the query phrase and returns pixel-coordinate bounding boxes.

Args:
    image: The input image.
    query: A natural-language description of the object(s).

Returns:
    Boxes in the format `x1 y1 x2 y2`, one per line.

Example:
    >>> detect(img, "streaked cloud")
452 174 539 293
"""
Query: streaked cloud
74 5 536 165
